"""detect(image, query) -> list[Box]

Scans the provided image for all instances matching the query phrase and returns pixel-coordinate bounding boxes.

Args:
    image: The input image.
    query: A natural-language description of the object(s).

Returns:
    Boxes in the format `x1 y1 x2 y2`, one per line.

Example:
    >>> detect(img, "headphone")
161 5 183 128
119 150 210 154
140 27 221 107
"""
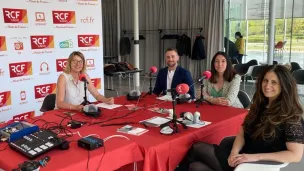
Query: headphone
40 62 49 72
176 93 192 104
83 104 101 117
180 111 204 125
126 90 141 101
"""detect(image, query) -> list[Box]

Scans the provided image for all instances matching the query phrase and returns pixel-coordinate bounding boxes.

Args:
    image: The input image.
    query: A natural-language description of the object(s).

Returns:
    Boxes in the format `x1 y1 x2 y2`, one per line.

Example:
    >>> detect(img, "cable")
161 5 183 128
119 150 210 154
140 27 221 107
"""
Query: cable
86 150 90 171
0 144 8 151
90 110 137 125
103 135 130 142
95 145 106 171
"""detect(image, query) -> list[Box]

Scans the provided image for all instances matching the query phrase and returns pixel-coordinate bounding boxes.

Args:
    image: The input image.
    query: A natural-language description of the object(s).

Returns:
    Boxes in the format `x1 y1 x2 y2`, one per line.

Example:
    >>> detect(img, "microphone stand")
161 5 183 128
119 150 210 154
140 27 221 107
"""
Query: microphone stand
81 80 91 105
142 72 153 98
195 80 211 108
160 90 187 134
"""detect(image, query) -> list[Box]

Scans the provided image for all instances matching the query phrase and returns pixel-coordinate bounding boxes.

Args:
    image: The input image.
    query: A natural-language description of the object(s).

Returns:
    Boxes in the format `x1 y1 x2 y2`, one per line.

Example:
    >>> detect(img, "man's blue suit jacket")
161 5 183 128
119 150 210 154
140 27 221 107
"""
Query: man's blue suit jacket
153 66 195 98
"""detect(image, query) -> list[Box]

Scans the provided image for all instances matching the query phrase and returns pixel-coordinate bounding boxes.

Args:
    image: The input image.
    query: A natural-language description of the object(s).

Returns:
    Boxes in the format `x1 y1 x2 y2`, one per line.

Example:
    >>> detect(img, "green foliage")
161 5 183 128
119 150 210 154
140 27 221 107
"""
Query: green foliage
227 18 304 43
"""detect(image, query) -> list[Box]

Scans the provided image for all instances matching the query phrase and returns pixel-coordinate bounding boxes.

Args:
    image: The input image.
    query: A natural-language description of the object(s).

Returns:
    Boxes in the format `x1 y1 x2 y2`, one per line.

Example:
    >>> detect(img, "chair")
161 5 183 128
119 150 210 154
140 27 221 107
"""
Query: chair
40 94 56 112
237 90 251 109
235 161 288 171
234 60 259 76
231 58 239 65
220 137 289 171
290 62 302 73
243 65 258 90
274 41 284 56
292 69 304 97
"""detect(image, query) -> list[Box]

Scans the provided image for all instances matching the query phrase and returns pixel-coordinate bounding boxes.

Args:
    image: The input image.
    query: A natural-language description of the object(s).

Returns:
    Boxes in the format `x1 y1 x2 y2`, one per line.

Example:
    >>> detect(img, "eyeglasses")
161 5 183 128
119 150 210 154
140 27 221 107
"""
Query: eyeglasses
72 60 84 65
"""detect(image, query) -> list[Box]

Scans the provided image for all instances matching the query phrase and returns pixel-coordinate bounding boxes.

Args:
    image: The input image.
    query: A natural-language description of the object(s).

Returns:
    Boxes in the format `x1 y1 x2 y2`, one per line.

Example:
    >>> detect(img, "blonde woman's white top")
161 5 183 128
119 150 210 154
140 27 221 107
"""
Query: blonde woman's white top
61 72 85 105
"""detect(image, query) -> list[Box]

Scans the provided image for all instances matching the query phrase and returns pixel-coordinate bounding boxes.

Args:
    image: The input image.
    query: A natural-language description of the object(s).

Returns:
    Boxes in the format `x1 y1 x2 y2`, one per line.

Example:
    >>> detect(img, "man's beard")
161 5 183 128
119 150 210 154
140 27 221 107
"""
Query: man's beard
167 62 176 67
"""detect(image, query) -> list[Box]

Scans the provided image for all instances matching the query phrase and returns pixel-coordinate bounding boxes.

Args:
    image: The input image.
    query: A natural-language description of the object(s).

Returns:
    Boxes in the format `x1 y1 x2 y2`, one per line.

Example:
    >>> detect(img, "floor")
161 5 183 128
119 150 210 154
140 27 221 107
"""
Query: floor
104 75 304 171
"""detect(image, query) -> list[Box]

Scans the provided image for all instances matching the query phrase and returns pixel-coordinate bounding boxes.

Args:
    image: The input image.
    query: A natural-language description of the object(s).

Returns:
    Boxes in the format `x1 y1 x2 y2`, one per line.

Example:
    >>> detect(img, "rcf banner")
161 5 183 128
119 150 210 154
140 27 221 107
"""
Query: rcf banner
0 0 104 122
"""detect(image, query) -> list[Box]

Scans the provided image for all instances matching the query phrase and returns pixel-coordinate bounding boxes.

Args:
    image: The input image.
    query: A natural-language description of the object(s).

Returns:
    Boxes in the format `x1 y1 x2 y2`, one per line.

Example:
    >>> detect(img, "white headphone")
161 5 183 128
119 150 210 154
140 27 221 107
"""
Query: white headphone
181 111 204 125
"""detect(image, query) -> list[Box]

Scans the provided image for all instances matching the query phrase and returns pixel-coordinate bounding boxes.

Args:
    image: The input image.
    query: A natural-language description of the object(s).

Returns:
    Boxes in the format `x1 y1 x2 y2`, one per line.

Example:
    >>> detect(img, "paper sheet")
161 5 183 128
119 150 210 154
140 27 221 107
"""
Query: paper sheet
156 95 173 101
140 116 171 127
186 121 212 128
95 103 122 109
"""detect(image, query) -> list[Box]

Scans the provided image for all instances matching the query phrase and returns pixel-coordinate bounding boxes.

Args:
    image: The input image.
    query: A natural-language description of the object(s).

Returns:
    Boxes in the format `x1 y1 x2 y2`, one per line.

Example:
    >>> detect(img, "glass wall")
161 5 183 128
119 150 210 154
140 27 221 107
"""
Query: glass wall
224 0 304 68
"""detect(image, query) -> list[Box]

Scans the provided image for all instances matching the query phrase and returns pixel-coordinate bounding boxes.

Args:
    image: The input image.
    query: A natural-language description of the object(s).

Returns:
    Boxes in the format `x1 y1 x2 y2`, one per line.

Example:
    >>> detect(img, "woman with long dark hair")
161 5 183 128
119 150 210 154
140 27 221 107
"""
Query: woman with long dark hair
198 51 243 108
179 65 304 171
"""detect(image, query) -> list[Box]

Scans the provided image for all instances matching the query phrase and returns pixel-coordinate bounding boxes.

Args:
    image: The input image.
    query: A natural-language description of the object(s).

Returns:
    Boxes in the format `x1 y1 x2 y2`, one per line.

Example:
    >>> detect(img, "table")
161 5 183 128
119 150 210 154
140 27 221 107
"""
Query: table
0 112 143 171
106 95 247 171
0 95 247 171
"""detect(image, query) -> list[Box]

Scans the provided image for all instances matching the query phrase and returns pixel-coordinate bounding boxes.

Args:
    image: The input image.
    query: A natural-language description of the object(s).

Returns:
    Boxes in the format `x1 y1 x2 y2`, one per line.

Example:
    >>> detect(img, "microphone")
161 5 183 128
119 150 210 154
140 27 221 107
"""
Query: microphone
149 66 157 74
79 73 88 83
198 71 212 82
166 83 190 95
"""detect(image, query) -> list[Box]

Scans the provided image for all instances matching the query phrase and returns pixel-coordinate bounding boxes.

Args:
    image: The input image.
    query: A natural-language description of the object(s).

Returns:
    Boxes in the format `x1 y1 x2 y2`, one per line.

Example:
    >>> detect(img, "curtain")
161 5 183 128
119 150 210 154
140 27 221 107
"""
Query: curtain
102 0 224 79
102 0 117 56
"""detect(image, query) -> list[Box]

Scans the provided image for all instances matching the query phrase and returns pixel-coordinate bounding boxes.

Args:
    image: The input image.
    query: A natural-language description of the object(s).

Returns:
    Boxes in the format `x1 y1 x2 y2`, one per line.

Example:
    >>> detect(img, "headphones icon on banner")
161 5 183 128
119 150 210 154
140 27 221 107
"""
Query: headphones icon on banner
40 62 49 72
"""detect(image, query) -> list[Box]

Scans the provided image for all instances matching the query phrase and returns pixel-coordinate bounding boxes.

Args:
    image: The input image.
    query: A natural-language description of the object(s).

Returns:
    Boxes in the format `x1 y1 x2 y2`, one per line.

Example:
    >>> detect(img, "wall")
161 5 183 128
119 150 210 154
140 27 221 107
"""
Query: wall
0 0 104 122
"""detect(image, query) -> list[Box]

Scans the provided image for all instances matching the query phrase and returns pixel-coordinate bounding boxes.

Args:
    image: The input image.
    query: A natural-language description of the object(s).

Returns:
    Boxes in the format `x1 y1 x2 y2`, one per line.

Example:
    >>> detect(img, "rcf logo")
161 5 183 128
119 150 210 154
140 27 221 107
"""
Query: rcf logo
14 41 24 50
30 35 54 49
2 8 28 23
86 59 95 67
9 62 32 78
0 36 7 51
91 78 101 89
20 91 26 101
78 35 99 47
56 59 67 72
52 11 76 24
34 83 56 99
0 91 11 108
13 111 35 121
80 16 94 23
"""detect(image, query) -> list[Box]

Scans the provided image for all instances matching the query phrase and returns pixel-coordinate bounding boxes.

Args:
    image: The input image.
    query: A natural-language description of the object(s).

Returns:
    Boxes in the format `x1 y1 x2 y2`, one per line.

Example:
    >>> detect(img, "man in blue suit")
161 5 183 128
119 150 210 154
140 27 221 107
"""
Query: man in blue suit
153 48 195 98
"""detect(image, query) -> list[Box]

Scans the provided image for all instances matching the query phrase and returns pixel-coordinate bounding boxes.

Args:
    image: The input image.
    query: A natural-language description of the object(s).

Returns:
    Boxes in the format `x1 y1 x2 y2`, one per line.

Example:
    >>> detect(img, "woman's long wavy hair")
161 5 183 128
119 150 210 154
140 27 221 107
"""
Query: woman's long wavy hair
209 51 236 84
244 65 303 140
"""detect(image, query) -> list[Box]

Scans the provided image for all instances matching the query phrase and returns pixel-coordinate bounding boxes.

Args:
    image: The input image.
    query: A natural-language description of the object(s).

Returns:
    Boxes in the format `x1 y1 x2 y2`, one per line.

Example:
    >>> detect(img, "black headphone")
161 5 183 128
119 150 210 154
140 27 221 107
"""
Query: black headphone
126 90 141 101
83 104 102 117
176 93 192 104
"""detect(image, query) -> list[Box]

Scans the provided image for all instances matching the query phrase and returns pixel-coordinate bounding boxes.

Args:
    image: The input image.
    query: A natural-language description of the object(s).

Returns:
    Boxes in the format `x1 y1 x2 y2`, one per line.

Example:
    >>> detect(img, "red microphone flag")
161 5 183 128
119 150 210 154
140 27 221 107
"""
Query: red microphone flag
202 71 211 79
176 83 189 94
150 66 157 73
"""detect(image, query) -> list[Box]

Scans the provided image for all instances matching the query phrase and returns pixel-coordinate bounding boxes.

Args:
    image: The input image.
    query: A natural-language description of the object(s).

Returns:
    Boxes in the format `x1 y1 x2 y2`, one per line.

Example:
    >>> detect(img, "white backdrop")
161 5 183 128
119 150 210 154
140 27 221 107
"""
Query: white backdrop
0 0 104 122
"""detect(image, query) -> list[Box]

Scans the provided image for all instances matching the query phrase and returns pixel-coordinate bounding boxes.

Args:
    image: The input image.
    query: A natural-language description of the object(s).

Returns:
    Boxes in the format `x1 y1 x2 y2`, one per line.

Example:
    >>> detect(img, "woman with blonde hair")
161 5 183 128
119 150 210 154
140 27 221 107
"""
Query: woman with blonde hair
56 51 114 111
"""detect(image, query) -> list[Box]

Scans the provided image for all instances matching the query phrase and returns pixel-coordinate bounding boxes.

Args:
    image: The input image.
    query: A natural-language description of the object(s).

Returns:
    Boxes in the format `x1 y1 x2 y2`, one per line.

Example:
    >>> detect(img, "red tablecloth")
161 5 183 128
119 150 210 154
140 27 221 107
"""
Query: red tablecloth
0 95 247 171
0 112 143 171
107 96 247 171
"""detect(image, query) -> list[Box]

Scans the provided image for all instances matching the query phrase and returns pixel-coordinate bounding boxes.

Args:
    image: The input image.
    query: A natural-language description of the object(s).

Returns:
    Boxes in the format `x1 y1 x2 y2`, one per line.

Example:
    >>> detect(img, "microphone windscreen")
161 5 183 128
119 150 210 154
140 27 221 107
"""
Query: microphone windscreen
176 83 189 94
150 66 157 73
202 71 211 79
79 73 86 81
